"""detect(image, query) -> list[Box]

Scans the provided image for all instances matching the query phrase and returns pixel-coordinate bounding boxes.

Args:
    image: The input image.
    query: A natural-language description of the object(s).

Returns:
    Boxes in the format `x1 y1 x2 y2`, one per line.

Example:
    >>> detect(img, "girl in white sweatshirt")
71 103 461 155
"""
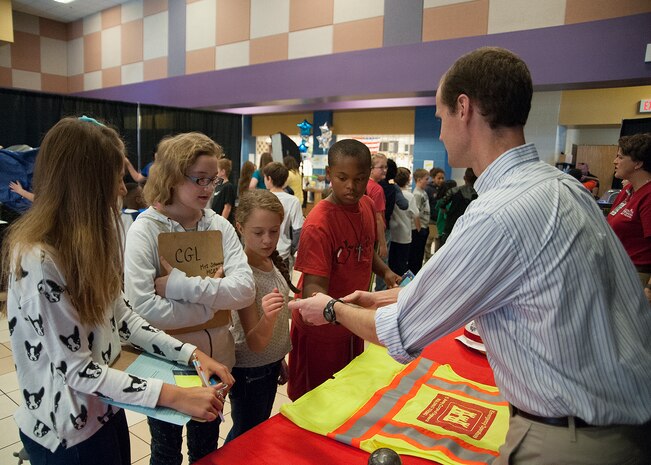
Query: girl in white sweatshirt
124 132 255 465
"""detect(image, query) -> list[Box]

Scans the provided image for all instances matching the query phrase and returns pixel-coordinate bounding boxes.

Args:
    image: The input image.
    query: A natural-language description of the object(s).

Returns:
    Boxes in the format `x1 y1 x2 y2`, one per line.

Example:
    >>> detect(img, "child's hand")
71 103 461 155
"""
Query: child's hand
383 269 401 288
261 288 285 321
212 266 224 279
158 384 224 422
193 349 235 387
154 256 173 297
341 290 379 309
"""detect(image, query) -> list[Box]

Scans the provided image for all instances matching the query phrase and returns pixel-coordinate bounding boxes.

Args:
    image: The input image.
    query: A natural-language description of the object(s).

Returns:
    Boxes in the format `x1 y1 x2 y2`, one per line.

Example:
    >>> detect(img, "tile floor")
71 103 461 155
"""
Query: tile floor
0 311 293 465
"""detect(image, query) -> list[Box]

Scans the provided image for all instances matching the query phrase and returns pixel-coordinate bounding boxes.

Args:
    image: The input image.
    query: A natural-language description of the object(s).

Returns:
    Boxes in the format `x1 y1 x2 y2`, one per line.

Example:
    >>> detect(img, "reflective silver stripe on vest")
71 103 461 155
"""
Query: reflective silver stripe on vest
333 357 435 444
381 422 498 464
424 377 502 404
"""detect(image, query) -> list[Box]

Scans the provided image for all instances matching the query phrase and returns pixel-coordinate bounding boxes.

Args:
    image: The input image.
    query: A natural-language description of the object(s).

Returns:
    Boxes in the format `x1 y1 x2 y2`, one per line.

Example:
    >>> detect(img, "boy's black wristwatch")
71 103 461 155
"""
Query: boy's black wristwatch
323 298 343 324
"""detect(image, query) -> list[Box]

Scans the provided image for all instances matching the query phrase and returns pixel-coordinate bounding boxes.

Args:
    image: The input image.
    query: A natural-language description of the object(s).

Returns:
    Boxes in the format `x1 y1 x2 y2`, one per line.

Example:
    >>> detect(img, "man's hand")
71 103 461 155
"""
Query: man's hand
288 293 332 325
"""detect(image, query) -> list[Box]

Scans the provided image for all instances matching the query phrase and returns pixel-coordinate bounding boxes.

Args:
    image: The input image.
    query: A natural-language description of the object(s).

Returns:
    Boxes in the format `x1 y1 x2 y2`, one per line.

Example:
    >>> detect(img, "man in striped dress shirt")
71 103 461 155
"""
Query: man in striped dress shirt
290 47 651 464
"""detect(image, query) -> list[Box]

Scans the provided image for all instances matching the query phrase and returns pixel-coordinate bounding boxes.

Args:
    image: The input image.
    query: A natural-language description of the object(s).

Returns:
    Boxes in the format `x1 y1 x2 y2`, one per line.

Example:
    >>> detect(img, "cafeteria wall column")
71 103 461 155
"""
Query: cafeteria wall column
168 0 186 77
414 106 449 181
240 115 255 182
311 110 332 178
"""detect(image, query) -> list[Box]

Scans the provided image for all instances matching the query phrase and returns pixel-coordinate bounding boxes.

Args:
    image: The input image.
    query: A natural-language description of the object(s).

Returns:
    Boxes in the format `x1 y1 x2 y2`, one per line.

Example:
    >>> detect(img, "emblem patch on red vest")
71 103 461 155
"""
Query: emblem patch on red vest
418 394 497 440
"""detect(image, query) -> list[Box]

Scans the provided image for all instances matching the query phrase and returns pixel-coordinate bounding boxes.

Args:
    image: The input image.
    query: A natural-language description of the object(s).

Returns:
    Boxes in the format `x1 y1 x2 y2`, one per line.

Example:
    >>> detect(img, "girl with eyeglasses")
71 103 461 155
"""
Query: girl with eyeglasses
123 132 255 465
2 119 234 465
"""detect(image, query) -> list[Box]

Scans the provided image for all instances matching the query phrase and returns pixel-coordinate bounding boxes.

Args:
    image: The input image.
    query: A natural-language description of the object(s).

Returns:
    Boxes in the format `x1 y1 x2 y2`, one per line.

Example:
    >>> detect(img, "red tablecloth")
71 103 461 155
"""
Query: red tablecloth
197 328 493 465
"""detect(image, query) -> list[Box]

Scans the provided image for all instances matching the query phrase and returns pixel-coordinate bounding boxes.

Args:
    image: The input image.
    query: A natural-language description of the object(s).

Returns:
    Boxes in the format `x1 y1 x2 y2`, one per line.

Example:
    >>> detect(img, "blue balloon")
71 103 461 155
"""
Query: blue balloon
297 119 313 136
298 142 308 153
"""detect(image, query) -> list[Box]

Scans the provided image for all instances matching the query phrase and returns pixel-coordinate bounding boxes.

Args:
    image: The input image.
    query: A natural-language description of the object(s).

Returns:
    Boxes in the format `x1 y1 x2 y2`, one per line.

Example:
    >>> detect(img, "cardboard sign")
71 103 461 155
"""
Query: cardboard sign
158 230 224 277
158 230 231 330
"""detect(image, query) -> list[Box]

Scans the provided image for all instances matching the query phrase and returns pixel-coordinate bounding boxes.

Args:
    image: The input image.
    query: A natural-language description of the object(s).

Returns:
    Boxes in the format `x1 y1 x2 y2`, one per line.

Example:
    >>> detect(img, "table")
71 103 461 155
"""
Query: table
196 329 493 465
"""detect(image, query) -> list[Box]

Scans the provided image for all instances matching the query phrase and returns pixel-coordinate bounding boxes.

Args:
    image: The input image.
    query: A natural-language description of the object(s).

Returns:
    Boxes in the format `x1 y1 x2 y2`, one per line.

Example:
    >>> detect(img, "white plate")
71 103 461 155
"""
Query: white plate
455 334 486 355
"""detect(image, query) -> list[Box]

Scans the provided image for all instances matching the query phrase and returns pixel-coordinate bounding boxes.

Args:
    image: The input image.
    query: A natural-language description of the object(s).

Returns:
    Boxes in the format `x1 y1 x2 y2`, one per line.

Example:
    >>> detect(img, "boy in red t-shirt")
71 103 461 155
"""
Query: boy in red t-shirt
287 139 400 400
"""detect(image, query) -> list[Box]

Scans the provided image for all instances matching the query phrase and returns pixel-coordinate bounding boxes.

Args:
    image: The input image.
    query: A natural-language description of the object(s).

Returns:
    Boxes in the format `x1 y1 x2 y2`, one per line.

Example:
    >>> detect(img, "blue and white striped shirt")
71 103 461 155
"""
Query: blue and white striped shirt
376 144 651 425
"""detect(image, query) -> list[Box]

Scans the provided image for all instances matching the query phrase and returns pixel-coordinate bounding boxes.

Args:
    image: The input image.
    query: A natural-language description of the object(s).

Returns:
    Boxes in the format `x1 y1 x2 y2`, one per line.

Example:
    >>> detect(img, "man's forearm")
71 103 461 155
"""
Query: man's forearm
333 302 381 345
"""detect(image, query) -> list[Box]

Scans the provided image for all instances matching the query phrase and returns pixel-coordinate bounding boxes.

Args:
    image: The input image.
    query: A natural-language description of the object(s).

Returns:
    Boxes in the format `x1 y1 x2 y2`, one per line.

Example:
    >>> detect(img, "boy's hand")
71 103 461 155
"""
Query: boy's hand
341 290 378 309
383 269 401 288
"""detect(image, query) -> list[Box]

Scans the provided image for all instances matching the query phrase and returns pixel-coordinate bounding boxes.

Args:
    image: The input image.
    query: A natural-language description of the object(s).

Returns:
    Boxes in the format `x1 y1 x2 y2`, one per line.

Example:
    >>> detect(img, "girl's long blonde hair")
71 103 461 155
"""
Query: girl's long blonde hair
1 117 125 327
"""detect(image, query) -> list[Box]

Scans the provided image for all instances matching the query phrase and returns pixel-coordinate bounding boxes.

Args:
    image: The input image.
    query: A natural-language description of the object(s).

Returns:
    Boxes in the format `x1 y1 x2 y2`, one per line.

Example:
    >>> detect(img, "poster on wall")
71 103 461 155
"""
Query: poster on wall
311 155 327 170
423 160 434 171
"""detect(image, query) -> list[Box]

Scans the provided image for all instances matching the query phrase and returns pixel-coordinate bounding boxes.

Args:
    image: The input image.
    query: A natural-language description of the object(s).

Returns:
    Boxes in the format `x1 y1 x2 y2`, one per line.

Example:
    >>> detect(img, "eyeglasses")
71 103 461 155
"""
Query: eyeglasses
185 175 222 187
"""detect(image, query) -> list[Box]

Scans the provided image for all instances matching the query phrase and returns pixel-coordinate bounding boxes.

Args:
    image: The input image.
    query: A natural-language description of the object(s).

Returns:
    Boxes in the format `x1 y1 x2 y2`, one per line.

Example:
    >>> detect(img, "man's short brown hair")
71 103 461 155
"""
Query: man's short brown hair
441 47 532 129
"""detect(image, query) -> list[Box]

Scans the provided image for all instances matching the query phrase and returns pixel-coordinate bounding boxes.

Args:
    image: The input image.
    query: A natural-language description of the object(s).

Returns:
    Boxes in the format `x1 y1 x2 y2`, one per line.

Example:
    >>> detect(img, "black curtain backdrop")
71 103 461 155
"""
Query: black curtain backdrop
139 104 242 185
620 117 651 137
0 88 139 159
0 88 242 183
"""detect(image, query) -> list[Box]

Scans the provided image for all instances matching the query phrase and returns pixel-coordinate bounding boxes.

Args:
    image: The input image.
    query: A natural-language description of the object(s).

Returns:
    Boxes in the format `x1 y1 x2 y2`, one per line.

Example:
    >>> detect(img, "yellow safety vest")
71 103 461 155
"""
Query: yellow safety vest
281 344 509 465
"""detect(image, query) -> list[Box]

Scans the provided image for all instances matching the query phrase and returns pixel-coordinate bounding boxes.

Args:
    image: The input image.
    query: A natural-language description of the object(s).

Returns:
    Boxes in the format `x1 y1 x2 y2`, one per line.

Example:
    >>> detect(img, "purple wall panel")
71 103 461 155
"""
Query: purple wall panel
76 13 651 113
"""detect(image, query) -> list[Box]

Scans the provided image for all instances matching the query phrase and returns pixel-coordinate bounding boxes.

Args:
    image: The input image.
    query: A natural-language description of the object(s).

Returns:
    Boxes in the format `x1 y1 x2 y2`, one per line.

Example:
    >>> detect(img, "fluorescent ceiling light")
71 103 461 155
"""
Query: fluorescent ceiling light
53 0 75 4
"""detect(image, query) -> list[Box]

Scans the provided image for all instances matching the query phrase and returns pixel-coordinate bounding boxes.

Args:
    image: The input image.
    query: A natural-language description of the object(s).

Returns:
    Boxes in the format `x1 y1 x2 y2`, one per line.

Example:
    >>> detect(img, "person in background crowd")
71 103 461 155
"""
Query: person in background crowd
291 47 651 465
366 153 389 262
434 179 457 249
424 167 445 261
376 158 408 290
238 161 256 200
2 117 231 465
250 153 273 190
8 180 34 202
211 158 236 225
407 168 430 274
389 167 419 277
607 133 651 301
123 132 255 465
124 150 157 184
283 156 304 206
437 168 478 244
263 162 304 274
578 162 600 197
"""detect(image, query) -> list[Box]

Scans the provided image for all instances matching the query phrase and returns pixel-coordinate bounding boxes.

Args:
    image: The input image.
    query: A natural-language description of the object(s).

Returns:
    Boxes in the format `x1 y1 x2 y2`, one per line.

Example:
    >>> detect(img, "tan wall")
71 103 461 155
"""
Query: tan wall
334 109 415 135
559 85 651 126
252 109 416 137
252 112 312 136
0 0 13 42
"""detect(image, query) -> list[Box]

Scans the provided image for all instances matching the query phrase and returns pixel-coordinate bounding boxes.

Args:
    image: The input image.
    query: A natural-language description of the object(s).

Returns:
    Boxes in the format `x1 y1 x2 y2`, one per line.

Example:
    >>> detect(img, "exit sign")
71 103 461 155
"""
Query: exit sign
640 99 651 113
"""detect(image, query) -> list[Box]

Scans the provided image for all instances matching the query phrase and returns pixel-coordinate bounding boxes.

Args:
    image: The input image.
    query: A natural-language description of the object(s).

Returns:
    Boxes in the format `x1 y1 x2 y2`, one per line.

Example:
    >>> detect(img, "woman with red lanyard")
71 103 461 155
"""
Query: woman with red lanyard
607 133 651 303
